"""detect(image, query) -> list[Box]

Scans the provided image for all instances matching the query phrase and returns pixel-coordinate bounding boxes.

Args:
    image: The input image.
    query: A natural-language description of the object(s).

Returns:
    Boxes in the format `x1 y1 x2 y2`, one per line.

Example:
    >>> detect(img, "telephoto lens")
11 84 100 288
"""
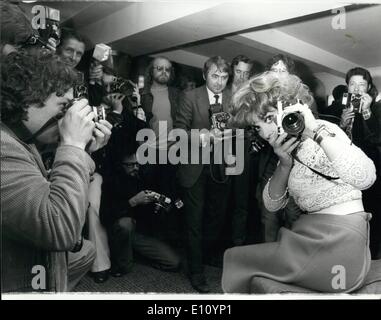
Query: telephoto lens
281 112 305 136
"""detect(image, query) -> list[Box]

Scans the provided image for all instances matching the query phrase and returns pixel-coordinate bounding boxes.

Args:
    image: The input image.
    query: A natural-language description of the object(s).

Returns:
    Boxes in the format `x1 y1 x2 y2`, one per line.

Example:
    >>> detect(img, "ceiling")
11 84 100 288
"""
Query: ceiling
19 1 381 88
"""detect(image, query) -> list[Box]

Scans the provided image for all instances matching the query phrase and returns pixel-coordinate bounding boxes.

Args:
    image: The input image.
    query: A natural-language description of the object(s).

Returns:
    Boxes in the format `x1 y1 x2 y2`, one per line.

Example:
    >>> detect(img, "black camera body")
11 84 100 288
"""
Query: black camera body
73 84 88 100
147 191 184 214
342 93 362 113
109 77 134 95
209 103 231 131
211 112 231 130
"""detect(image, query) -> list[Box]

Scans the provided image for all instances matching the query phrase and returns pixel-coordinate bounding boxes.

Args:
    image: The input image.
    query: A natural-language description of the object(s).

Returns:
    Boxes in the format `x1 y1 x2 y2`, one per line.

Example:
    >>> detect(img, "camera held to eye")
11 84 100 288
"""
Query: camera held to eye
342 93 362 113
277 100 305 138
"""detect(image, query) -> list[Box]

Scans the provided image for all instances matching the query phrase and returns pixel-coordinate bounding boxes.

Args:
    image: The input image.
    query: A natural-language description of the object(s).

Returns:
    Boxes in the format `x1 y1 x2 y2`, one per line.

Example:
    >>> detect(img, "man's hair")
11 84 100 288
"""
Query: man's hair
58 27 86 49
144 56 175 87
265 54 296 75
231 55 254 73
203 56 231 78
229 71 314 128
332 84 347 101
345 67 378 100
1 50 79 125
0 1 34 46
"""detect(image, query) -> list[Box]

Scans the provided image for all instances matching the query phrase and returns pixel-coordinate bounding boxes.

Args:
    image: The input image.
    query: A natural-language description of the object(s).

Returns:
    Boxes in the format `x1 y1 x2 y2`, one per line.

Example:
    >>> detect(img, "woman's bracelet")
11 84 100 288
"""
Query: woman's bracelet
266 178 288 202
313 124 336 145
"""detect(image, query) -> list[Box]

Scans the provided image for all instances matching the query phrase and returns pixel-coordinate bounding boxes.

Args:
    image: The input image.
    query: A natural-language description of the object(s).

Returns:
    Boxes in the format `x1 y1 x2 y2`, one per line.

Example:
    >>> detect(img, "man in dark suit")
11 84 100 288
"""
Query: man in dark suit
175 56 232 292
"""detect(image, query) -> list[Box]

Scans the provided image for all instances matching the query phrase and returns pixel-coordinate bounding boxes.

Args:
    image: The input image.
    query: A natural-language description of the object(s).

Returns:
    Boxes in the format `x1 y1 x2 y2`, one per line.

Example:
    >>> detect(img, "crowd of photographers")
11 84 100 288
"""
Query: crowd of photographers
1 2 380 293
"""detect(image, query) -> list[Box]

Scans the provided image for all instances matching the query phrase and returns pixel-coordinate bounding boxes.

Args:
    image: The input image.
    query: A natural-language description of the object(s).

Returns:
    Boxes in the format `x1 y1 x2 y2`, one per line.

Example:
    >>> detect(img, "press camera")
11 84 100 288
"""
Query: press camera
342 93 362 113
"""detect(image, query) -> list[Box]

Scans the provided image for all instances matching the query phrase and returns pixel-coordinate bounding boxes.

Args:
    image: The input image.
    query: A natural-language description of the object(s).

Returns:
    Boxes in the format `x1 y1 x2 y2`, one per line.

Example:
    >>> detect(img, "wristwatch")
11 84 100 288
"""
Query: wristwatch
313 124 336 145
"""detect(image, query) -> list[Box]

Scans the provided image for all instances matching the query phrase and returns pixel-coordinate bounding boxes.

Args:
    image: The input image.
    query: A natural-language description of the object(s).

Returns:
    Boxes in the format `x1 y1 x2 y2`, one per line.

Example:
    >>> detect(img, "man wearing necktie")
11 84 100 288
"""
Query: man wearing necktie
175 56 232 293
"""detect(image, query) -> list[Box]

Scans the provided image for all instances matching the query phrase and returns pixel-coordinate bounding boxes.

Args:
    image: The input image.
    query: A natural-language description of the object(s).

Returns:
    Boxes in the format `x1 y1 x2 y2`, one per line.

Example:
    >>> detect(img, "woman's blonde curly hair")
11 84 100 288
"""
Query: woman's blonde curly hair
229 71 314 128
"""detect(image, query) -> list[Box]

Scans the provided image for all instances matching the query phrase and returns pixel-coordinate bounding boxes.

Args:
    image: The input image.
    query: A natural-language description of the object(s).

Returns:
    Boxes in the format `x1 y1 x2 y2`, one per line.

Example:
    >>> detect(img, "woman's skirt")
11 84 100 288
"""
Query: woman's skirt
221 211 371 293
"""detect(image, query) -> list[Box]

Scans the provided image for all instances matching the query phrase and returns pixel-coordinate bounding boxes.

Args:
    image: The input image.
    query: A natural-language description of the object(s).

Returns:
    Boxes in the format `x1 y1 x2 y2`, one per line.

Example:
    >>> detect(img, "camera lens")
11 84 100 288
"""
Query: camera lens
281 112 305 136
351 94 361 112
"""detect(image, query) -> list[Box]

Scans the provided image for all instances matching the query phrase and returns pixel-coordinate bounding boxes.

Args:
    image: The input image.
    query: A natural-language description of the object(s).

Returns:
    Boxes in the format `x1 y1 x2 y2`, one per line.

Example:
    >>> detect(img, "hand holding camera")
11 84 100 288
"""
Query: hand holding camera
58 98 95 150
269 133 299 168
340 107 355 129
86 119 113 154
129 190 157 207
277 101 318 140
103 93 126 114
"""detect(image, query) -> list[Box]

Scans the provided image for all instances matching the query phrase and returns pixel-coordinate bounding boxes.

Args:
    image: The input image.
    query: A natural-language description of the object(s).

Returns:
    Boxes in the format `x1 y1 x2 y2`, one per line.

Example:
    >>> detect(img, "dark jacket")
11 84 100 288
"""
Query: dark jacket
100 166 165 237
174 85 232 188
1 123 95 292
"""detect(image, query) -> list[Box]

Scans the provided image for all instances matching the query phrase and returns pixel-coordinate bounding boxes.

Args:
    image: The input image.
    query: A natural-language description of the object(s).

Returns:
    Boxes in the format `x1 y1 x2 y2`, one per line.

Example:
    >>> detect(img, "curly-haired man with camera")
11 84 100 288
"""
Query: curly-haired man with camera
1 50 112 292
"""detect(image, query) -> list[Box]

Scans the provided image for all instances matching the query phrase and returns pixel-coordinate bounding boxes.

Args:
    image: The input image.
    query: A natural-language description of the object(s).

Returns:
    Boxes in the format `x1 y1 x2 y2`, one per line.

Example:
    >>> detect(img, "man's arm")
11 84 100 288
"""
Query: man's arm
1 136 95 251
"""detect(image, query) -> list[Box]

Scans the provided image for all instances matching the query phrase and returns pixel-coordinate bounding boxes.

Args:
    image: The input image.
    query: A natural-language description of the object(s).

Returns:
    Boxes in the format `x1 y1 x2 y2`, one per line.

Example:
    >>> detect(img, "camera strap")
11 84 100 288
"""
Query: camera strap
292 152 339 181
24 115 63 144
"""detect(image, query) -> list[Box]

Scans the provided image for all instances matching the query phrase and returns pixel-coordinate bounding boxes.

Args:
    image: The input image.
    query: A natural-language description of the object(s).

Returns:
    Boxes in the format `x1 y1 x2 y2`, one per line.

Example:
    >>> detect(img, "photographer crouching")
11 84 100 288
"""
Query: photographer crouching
1 50 112 292
100 150 181 277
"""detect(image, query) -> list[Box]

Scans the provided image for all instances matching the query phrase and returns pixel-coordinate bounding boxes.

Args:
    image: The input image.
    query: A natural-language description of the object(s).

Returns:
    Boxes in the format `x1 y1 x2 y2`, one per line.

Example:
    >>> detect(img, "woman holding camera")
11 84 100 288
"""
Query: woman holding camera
221 72 376 293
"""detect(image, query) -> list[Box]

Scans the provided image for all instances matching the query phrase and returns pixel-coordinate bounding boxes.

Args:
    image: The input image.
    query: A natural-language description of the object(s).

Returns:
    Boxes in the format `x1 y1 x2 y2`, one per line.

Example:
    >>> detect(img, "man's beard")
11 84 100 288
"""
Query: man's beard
154 75 169 85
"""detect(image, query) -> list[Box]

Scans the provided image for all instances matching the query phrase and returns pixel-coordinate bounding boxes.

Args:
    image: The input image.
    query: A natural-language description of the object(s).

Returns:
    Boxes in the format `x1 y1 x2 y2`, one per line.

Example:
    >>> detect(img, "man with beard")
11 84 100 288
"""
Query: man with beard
100 151 180 275
140 56 183 245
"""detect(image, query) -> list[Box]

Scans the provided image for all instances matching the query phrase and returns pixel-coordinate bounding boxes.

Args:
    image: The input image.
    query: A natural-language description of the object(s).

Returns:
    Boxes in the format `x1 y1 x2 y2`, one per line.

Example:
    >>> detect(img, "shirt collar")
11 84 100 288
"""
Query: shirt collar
206 86 222 105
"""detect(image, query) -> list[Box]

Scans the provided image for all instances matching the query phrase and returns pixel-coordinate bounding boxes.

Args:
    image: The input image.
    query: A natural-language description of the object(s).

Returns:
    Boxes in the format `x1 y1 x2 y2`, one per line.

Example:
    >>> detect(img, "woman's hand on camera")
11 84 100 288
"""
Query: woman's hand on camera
269 133 299 168
59 99 95 150
282 102 319 139
340 108 355 129
103 93 125 114
86 119 113 154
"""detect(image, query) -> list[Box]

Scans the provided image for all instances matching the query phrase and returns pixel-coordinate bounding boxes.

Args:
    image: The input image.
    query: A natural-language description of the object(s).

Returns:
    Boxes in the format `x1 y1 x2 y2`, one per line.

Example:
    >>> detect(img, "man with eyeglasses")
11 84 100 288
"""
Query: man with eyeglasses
99 151 180 276
140 56 184 246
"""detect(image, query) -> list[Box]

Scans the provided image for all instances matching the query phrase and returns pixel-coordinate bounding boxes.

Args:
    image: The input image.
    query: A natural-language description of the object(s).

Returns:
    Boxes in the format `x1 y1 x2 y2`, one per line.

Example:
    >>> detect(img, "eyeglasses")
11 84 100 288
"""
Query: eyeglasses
153 66 172 73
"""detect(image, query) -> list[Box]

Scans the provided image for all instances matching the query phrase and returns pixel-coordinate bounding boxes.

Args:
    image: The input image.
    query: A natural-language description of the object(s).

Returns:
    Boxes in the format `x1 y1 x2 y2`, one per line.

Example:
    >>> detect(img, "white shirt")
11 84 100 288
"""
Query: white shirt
206 87 222 105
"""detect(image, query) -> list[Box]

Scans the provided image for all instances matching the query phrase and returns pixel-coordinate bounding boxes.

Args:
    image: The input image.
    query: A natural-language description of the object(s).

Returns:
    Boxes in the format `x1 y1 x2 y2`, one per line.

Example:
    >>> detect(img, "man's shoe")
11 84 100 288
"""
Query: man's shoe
190 273 210 293
90 270 109 284
110 265 131 277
